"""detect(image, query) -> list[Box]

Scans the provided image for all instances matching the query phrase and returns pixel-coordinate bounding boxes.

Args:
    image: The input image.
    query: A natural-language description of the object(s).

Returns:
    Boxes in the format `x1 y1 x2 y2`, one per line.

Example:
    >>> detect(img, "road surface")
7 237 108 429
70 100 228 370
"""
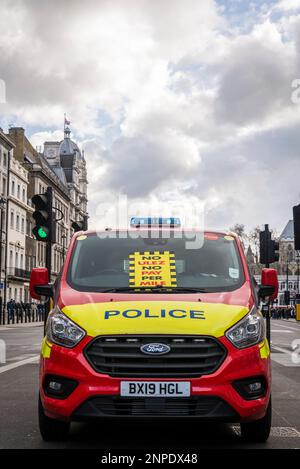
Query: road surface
0 319 300 449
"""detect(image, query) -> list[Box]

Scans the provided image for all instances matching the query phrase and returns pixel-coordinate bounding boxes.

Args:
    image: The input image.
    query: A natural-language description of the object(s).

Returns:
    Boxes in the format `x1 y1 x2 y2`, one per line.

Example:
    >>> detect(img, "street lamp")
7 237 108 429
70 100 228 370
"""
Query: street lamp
0 196 6 324
296 250 300 294
61 232 67 266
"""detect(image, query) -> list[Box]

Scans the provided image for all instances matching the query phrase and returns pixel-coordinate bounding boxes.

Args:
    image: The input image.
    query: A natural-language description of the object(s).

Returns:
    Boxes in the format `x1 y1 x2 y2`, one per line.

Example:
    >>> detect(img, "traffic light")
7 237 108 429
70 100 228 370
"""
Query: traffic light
269 239 280 264
259 229 270 265
293 204 300 250
32 187 56 243
72 216 88 233
259 225 279 266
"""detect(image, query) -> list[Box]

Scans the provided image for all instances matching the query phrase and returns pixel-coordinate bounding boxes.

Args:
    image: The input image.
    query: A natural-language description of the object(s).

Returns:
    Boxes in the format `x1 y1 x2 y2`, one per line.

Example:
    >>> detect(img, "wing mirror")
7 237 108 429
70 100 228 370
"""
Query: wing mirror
30 268 53 300
258 268 279 301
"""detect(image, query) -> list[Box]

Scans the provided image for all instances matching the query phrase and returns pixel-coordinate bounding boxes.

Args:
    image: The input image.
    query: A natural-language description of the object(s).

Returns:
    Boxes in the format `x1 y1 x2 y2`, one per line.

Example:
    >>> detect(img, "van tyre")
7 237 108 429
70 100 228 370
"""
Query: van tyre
240 397 272 443
38 396 70 441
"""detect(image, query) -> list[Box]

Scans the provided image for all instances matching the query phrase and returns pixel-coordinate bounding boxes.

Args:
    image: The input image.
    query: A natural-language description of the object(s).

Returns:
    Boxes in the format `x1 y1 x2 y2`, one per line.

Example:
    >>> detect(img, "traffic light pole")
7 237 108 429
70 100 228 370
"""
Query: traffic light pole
265 225 271 350
45 187 53 323
263 225 272 347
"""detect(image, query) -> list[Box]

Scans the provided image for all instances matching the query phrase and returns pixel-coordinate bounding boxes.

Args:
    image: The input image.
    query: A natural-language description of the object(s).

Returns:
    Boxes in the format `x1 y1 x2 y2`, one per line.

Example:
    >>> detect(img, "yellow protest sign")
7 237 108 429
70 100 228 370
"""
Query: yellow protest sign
129 251 177 288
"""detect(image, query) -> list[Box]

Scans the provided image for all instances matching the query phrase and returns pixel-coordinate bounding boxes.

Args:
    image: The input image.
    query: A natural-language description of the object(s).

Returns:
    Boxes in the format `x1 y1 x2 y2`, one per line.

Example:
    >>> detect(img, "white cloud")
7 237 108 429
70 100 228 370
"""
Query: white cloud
274 0 300 12
0 0 299 232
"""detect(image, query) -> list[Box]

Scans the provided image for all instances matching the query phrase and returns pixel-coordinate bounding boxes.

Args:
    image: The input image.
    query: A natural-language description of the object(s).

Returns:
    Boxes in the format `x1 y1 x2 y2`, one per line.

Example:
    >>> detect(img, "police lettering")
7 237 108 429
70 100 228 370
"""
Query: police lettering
104 309 205 320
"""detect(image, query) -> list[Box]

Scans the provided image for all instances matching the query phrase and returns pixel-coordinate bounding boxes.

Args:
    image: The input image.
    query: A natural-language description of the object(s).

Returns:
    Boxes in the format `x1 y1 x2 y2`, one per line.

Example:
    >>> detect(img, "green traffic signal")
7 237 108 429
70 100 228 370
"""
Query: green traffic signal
32 188 56 243
38 227 48 239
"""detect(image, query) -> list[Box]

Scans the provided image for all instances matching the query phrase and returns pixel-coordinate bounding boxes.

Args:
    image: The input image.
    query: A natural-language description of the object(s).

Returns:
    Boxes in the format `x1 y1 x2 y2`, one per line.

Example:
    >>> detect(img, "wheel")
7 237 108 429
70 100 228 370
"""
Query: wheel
240 396 272 443
38 395 70 441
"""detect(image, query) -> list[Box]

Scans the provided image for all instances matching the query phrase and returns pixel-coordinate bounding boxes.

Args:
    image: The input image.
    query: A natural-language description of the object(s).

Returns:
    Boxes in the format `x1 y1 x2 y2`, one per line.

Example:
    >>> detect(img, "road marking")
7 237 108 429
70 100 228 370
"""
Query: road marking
272 345 292 354
6 354 36 362
271 345 300 367
271 330 293 333
0 355 39 374
274 323 300 332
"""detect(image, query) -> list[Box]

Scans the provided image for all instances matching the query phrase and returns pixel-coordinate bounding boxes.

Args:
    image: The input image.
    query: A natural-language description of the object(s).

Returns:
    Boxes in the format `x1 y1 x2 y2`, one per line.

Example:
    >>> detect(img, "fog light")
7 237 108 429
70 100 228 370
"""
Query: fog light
248 382 262 393
44 375 78 399
233 376 267 400
49 381 63 392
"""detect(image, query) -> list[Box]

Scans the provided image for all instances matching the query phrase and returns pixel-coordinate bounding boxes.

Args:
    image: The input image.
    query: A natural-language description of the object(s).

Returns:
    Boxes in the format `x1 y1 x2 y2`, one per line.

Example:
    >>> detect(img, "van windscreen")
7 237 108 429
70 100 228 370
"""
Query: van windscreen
67 231 245 293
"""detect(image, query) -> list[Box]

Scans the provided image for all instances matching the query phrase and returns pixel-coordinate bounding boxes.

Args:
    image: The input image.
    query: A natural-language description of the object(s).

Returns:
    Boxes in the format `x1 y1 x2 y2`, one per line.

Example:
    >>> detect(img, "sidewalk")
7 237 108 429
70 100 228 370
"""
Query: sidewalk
0 321 44 330
277 318 299 323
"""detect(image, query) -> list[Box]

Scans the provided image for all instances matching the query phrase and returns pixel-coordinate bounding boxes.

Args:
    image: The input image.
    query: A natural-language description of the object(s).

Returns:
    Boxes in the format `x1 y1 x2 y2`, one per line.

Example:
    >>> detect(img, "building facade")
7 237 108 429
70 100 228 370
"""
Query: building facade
6 157 30 303
3 123 88 304
0 129 12 308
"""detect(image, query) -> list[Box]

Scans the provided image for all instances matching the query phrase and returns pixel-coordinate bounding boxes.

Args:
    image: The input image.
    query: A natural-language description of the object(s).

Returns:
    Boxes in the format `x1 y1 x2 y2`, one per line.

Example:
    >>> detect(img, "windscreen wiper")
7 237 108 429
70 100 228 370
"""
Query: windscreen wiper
100 286 207 293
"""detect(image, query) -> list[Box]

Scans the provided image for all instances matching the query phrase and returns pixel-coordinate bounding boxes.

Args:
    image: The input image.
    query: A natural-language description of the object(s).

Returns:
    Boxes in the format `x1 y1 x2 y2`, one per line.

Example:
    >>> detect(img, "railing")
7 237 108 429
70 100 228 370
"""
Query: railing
0 303 45 325
7 267 31 279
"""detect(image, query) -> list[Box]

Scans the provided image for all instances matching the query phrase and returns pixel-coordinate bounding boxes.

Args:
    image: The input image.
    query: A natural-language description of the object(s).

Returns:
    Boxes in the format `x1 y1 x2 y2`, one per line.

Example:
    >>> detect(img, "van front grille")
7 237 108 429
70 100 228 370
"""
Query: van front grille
73 396 238 419
84 335 227 378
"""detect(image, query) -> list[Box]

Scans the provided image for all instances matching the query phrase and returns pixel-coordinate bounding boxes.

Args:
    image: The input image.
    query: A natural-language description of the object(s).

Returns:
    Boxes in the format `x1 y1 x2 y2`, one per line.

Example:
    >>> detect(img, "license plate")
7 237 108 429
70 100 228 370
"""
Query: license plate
120 381 190 397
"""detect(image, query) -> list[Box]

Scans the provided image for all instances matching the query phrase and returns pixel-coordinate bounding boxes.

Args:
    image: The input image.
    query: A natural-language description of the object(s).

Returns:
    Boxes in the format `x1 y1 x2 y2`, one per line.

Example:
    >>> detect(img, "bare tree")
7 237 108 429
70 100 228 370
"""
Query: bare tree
230 223 246 239
229 223 248 250
249 226 260 263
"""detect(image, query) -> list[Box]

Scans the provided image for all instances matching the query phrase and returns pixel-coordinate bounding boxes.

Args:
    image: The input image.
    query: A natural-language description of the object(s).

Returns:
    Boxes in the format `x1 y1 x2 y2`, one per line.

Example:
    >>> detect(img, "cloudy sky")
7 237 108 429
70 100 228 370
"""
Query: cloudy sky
0 0 300 233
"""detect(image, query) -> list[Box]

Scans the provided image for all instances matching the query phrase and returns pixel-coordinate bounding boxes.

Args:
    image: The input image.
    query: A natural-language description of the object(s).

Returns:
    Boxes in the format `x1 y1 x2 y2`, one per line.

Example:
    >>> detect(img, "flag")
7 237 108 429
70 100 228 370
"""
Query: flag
64 116 71 125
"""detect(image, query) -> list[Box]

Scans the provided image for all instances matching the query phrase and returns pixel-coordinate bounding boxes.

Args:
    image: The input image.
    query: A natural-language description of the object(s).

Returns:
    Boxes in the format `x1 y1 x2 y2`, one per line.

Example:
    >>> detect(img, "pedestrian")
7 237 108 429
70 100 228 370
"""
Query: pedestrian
7 299 15 323
16 302 22 322
32 302 37 321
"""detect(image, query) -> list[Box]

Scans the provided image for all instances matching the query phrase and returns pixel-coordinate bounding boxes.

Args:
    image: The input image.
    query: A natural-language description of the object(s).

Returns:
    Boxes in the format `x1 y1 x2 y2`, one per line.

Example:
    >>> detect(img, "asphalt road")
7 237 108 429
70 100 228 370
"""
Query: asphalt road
0 319 300 449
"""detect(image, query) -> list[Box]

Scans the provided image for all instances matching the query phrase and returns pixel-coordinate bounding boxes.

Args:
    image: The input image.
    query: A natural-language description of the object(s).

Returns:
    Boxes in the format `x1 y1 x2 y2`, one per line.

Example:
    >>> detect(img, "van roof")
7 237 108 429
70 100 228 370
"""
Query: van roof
73 228 238 238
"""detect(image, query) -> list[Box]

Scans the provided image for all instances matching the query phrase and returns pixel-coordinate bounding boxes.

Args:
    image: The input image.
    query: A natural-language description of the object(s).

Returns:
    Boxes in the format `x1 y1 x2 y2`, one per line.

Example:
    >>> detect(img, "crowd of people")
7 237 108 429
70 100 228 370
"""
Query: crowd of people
270 306 296 320
6 299 46 323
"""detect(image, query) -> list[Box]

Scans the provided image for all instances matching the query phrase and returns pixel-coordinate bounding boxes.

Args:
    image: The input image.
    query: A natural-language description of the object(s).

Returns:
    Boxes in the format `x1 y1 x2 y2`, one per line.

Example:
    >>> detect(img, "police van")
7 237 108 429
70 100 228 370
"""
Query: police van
30 218 278 442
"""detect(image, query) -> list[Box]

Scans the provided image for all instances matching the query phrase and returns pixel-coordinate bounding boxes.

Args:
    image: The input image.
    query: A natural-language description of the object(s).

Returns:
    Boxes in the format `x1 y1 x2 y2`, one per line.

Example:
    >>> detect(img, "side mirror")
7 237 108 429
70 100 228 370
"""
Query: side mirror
259 268 279 301
30 268 53 300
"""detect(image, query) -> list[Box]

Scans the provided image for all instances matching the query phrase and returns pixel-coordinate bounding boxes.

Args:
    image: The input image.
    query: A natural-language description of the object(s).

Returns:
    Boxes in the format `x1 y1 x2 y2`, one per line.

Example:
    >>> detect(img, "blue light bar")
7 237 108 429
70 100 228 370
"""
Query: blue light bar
130 217 181 227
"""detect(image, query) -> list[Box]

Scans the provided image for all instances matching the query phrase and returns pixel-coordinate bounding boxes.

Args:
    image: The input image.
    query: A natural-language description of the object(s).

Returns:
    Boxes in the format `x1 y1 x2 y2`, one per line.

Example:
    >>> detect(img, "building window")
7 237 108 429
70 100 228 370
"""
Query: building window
16 214 20 231
15 252 18 269
20 254 23 269
22 188 25 202
10 211 14 229
21 218 25 233
2 177 6 195
1 211 5 229
17 184 20 199
11 180 15 196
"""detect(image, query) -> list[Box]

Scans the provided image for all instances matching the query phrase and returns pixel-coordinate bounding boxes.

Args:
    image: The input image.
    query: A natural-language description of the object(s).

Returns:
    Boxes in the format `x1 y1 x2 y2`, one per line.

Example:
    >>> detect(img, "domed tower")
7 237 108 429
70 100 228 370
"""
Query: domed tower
59 124 88 227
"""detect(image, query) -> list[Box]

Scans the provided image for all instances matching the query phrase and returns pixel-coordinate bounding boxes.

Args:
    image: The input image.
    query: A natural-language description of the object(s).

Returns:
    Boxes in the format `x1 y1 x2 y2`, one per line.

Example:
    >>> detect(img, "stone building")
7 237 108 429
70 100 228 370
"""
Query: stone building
43 125 88 232
6 157 29 303
5 123 88 302
0 129 12 308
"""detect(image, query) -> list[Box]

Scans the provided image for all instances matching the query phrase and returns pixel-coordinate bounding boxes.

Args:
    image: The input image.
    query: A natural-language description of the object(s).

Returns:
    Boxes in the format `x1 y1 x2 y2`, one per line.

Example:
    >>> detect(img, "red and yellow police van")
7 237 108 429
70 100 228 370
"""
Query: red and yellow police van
30 218 278 442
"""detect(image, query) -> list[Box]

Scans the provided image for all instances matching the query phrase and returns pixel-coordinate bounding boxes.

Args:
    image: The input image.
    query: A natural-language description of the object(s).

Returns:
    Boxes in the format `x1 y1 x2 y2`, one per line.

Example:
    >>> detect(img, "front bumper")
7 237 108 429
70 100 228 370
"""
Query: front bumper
39 335 271 423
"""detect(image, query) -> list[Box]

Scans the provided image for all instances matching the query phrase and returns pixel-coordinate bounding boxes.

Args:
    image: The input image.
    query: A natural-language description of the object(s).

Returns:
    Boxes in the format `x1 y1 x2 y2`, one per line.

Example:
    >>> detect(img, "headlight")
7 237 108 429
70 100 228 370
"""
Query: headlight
225 307 265 349
46 308 86 348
